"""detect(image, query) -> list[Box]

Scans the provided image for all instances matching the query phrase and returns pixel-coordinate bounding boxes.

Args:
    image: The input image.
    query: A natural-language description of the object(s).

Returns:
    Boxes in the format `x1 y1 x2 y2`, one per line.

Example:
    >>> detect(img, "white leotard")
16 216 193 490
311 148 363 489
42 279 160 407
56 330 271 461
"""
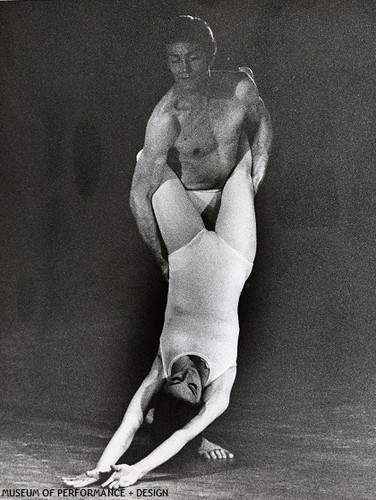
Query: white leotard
159 229 253 386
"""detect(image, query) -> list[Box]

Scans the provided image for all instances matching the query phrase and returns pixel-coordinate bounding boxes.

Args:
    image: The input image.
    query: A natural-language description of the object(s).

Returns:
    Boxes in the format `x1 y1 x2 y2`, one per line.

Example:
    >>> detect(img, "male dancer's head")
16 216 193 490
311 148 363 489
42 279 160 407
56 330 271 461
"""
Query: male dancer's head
164 15 217 92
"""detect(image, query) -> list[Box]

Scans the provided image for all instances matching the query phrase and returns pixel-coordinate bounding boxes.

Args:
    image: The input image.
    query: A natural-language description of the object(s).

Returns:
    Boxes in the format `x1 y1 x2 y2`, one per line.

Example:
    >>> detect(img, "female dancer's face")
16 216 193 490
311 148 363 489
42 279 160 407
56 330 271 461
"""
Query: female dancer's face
165 365 203 404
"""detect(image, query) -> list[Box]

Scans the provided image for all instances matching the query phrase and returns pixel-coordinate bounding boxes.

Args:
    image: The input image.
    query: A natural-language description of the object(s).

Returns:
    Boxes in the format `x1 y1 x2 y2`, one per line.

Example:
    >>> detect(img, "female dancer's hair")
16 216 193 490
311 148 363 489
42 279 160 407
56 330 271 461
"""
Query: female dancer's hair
150 388 204 451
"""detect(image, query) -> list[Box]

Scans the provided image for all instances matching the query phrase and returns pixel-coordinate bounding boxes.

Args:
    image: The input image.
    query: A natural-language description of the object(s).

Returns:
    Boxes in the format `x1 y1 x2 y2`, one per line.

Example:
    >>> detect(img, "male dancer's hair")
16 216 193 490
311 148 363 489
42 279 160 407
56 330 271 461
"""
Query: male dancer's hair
164 15 217 61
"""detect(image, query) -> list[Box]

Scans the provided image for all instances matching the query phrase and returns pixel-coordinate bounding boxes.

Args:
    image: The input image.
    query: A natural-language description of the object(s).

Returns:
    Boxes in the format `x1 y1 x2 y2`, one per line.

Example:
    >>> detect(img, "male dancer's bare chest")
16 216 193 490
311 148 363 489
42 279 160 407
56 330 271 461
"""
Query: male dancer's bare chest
171 101 245 188
174 99 243 151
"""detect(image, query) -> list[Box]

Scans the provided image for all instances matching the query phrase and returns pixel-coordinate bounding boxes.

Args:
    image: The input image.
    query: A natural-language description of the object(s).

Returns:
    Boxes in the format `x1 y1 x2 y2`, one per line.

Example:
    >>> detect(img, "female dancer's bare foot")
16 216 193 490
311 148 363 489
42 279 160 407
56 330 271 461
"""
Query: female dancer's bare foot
198 437 234 460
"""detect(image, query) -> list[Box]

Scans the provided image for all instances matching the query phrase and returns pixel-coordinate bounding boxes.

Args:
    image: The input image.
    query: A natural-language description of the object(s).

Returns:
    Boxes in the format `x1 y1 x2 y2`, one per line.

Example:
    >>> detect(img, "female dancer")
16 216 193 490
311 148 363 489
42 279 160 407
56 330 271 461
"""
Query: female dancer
63 147 256 489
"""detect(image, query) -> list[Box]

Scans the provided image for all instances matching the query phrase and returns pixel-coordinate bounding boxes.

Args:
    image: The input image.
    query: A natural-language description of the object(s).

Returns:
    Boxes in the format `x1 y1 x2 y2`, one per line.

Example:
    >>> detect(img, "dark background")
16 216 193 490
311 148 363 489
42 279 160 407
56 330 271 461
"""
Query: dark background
1 0 375 428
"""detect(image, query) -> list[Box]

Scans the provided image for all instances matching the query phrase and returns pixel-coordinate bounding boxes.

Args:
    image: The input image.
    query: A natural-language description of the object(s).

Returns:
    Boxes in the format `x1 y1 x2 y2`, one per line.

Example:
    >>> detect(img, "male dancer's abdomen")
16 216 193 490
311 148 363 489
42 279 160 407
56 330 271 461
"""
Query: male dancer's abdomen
173 141 239 190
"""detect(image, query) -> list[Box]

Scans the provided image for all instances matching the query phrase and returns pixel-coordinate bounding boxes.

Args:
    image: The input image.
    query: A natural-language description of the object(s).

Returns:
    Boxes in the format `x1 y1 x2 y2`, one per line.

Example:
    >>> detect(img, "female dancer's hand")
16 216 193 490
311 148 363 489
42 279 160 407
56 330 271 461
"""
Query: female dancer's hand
62 469 101 487
102 464 142 489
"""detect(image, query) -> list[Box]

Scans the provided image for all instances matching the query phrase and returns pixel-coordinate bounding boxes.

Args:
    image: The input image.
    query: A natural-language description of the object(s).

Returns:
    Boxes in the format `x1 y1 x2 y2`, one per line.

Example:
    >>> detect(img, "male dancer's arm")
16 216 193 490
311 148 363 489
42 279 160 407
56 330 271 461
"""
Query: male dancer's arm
129 93 180 280
238 67 273 194
251 100 272 193
62 355 165 487
130 152 169 279
102 368 237 489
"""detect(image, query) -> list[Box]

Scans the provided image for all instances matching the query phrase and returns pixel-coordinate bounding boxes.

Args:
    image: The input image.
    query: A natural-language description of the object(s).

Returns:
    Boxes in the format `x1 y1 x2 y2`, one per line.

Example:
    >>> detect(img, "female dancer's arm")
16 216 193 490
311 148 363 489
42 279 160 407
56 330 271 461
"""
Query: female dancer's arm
102 367 237 489
62 354 165 487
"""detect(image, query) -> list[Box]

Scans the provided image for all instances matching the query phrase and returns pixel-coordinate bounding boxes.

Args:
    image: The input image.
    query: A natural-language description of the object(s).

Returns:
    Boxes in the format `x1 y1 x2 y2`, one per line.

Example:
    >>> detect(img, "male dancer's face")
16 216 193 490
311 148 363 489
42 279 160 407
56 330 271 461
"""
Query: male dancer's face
166 41 210 91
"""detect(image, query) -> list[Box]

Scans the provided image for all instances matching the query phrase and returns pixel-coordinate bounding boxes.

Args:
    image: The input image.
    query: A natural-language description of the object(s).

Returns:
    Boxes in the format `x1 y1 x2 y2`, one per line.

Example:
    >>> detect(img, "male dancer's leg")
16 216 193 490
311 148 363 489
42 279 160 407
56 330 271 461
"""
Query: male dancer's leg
215 150 257 264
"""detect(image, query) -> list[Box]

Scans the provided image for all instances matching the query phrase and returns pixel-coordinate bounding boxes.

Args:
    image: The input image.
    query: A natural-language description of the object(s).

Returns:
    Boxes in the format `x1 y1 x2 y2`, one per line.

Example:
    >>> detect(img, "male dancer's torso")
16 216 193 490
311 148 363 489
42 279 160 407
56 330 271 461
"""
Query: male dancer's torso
153 71 258 190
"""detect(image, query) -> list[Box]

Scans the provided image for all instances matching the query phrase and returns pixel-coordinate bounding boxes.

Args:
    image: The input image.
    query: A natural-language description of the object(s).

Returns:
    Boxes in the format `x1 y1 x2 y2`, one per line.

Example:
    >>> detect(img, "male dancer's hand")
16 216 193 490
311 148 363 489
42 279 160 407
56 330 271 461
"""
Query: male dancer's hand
252 155 268 194
161 261 169 282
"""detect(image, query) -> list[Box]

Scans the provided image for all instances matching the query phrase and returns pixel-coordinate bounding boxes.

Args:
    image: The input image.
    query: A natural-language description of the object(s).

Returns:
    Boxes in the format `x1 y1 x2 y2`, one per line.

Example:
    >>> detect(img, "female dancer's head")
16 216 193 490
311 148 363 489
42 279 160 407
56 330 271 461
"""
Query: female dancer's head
163 355 205 404
150 355 207 447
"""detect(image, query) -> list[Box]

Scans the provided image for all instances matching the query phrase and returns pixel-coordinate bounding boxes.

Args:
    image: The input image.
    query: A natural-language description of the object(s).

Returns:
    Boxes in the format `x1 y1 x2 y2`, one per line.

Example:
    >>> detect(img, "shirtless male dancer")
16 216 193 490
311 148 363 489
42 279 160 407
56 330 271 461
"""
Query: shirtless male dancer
130 15 272 280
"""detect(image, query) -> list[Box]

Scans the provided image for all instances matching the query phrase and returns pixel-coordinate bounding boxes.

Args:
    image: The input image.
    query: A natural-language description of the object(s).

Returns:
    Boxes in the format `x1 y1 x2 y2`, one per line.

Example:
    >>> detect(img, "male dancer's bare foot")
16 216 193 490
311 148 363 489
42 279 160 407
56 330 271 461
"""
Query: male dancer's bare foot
198 437 234 460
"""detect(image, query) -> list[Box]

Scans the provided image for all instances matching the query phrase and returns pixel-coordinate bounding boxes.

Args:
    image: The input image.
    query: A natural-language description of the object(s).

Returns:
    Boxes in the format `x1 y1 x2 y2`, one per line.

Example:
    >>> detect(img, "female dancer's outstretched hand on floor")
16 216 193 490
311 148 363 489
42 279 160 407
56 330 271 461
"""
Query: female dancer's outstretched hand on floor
101 464 141 489
62 469 101 487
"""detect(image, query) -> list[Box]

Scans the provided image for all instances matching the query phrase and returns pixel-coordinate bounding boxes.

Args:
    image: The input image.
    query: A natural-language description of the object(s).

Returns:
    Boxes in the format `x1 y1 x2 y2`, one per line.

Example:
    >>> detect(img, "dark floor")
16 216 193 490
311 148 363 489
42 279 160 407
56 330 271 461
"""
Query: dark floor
1 390 376 500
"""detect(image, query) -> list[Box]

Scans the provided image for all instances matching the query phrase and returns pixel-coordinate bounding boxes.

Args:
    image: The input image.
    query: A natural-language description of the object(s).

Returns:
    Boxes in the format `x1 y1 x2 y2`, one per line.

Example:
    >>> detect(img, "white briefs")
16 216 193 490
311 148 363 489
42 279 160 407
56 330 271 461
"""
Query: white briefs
186 189 222 215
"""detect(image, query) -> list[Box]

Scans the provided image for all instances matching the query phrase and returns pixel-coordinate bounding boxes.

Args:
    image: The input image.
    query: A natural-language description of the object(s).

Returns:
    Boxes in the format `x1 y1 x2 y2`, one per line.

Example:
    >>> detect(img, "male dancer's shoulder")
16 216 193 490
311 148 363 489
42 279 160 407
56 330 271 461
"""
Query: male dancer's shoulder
210 68 258 101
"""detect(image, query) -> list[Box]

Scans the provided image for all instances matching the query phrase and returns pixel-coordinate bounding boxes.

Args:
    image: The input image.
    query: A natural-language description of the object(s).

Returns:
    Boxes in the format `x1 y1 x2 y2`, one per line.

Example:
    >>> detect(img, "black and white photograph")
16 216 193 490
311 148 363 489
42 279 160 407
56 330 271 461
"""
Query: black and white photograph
1 1 375 499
